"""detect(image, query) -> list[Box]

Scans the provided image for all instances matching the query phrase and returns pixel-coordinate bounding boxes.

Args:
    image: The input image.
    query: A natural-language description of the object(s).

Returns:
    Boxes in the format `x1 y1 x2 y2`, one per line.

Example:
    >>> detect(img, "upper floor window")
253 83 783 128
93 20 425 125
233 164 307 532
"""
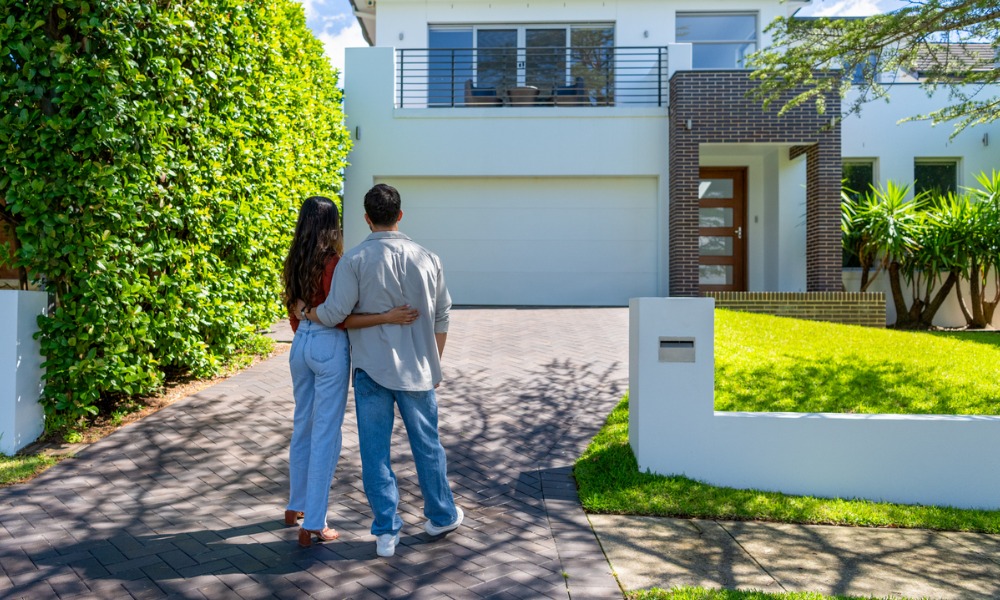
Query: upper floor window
676 13 757 69
914 159 958 198
427 24 614 106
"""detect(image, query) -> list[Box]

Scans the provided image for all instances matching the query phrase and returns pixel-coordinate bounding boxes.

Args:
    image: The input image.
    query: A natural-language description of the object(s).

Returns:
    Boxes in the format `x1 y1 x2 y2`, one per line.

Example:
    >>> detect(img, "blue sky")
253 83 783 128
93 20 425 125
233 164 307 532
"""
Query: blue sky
299 0 910 75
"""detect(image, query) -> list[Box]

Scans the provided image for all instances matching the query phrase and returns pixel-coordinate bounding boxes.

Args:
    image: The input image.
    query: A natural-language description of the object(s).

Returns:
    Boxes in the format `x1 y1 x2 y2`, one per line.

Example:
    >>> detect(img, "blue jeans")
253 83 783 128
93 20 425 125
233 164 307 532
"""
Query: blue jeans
287 321 350 531
354 369 458 536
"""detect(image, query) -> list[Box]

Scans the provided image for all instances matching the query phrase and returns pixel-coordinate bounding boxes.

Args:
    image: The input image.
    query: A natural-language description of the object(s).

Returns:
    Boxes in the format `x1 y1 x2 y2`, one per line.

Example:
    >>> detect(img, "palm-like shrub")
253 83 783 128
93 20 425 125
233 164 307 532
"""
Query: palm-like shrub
957 171 1000 328
843 175 1000 329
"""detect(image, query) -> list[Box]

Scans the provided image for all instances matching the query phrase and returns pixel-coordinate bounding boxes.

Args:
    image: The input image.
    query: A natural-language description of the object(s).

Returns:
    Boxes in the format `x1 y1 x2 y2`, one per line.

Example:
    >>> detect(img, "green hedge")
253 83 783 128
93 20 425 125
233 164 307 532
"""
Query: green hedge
0 0 350 430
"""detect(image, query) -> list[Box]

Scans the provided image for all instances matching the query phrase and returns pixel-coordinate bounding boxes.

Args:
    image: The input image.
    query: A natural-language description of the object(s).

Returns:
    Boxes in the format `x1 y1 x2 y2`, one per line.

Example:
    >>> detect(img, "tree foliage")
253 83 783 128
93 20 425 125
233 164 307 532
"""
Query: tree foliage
0 0 350 431
749 0 1000 133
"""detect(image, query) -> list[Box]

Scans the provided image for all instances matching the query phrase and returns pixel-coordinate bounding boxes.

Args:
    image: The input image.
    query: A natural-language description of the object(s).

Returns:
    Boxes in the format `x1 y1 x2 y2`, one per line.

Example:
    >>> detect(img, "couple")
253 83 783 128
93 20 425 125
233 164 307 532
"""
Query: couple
281 183 463 558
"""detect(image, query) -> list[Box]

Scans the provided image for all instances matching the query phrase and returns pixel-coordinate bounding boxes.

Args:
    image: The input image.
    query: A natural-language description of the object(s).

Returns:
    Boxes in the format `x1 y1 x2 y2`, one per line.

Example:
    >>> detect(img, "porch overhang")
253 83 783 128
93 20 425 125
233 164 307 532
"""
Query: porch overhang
668 70 842 296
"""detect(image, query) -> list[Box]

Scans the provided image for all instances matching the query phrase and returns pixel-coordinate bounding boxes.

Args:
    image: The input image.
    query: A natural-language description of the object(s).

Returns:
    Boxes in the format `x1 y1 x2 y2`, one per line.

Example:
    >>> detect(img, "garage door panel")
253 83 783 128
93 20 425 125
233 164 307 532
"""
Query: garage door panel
406 207 656 242
446 271 656 306
383 177 658 306
424 239 657 274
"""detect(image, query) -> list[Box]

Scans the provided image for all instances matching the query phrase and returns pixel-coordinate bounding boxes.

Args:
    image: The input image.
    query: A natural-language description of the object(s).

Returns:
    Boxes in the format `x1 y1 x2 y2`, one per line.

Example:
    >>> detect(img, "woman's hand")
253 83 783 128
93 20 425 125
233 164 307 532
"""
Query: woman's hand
383 305 419 325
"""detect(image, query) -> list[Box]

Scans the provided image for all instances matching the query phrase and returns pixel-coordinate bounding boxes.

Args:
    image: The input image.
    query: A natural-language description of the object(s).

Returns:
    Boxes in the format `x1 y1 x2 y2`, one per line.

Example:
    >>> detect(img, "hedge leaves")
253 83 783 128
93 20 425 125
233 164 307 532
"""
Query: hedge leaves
1 0 350 430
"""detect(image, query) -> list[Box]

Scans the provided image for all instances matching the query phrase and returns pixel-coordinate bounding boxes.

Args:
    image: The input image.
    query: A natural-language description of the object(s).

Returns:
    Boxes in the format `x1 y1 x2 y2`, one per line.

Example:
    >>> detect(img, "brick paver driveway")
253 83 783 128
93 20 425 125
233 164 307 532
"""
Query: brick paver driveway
1 308 628 599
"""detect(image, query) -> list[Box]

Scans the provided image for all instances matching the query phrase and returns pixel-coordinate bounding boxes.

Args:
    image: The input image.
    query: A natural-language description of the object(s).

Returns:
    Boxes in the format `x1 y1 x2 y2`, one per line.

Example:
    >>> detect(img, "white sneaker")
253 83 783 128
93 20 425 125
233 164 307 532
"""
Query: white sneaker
376 532 399 557
425 506 464 536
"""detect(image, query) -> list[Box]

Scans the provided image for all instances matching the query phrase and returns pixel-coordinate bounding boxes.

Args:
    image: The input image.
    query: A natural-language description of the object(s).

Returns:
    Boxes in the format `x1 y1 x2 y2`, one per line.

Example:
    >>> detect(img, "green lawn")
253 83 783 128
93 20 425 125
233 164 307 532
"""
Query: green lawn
0 453 59 486
575 311 1000 532
715 309 1000 415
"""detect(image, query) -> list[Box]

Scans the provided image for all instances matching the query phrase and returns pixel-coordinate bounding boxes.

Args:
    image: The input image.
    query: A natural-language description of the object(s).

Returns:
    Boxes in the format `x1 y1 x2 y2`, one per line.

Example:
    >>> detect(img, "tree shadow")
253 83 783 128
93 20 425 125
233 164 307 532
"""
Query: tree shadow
0 348 626 598
716 352 1000 415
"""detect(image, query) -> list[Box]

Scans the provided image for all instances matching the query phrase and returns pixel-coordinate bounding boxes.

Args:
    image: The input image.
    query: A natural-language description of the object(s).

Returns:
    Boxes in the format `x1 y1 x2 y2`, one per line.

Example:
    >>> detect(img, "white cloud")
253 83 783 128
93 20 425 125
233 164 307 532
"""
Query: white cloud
316 19 369 78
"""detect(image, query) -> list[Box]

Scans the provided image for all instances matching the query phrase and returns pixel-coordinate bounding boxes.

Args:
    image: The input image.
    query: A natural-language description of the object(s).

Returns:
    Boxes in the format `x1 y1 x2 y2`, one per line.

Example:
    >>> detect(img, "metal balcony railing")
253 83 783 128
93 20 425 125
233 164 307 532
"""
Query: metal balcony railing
396 46 669 108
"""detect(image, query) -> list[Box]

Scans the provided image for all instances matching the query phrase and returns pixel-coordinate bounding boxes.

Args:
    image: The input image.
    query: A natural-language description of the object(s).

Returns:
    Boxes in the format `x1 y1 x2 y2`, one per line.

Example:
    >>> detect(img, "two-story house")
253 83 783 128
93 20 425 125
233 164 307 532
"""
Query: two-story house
341 0 999 308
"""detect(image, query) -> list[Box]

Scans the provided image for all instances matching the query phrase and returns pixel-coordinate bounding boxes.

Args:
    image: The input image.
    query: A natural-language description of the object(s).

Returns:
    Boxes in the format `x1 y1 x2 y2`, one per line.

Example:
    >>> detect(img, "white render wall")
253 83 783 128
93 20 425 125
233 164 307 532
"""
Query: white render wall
0 290 46 455
375 0 803 51
630 297 1000 510
347 0 1000 305
842 85 1000 192
343 46 673 302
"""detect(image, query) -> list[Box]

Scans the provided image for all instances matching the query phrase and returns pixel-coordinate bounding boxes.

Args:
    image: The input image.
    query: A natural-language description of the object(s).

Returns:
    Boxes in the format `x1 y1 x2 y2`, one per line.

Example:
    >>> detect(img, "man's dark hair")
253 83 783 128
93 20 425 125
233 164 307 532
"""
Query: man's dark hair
364 183 402 227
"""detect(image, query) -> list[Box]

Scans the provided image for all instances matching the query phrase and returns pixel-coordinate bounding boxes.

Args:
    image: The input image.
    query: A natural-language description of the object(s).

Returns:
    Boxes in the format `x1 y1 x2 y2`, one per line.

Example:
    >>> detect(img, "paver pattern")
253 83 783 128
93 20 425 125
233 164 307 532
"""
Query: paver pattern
0 308 628 599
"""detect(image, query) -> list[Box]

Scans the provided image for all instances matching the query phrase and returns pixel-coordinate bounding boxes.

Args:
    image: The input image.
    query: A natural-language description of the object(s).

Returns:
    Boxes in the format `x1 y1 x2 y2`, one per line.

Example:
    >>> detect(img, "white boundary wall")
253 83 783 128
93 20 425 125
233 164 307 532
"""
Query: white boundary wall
0 290 47 455
629 297 1000 510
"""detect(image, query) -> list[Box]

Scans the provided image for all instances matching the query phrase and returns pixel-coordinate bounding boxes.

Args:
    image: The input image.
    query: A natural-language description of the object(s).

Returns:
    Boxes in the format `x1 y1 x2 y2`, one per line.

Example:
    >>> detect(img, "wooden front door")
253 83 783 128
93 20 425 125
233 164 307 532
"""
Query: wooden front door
698 167 747 292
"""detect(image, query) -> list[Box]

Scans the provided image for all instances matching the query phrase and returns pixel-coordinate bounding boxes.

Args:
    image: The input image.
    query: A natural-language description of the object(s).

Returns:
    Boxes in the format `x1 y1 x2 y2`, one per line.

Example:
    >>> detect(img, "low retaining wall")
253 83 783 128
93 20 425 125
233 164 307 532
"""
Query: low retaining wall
0 290 47 455
705 291 885 327
629 297 1000 510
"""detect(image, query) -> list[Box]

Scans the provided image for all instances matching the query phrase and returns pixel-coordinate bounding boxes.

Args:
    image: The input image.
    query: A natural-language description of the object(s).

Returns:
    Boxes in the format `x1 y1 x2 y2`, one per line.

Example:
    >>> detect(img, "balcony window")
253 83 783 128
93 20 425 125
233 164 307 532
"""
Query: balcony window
426 24 614 106
676 12 757 69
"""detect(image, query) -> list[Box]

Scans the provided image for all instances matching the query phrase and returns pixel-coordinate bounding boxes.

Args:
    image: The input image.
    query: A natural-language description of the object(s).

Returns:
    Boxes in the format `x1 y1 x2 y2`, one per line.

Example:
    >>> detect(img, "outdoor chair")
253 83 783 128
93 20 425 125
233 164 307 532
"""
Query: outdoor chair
552 77 586 106
464 79 501 106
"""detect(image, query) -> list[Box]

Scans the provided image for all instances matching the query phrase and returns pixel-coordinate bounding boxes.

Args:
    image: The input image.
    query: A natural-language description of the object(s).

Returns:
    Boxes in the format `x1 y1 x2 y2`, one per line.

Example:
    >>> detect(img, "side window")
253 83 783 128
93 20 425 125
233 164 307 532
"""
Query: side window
842 161 875 199
842 160 875 268
914 159 958 198
676 13 757 69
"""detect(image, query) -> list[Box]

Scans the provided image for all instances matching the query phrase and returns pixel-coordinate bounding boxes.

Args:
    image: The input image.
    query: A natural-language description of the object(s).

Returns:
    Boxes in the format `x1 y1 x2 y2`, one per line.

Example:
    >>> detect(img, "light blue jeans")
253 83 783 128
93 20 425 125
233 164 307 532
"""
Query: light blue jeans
287 320 350 531
354 369 458 536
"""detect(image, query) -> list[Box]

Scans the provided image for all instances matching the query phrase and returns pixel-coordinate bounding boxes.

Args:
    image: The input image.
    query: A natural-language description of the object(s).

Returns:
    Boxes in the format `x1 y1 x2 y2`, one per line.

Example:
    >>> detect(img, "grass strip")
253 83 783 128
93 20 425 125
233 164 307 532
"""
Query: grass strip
0 453 59 486
630 587 909 600
714 310 1000 415
575 396 1000 533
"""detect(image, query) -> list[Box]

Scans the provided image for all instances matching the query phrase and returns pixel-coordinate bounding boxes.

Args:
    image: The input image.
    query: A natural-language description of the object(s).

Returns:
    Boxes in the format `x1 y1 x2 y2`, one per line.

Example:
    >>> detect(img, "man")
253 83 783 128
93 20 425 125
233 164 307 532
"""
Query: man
302 183 463 558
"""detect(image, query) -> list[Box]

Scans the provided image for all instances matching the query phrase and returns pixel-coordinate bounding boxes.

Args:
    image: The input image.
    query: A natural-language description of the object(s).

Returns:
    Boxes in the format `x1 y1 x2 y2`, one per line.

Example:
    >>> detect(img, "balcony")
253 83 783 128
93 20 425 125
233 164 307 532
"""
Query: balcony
396 46 669 109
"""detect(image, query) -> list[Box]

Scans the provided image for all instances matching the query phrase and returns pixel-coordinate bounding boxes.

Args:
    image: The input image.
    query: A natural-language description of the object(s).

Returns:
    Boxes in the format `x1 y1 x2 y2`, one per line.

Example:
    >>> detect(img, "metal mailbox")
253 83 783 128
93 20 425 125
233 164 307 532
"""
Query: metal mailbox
658 337 695 363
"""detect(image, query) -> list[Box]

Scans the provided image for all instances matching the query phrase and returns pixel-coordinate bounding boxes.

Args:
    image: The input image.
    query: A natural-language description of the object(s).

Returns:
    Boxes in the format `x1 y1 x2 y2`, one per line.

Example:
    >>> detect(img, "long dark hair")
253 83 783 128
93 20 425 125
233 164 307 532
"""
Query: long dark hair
283 196 343 313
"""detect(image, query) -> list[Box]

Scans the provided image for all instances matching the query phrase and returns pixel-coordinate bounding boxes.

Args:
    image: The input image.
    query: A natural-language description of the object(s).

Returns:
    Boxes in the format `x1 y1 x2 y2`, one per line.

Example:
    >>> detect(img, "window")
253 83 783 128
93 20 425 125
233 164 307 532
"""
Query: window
914 160 958 198
428 29 474 107
676 13 757 69
842 160 875 268
428 24 614 106
842 160 875 200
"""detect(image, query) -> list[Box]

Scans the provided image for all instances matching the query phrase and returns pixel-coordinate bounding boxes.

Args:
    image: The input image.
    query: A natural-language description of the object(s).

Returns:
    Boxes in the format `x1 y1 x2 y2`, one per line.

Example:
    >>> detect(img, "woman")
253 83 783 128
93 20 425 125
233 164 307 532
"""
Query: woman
282 196 416 547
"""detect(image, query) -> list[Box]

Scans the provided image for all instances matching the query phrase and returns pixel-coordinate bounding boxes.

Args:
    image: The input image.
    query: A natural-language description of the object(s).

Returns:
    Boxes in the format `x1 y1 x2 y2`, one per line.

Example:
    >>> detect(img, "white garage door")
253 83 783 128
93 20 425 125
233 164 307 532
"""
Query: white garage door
383 177 658 306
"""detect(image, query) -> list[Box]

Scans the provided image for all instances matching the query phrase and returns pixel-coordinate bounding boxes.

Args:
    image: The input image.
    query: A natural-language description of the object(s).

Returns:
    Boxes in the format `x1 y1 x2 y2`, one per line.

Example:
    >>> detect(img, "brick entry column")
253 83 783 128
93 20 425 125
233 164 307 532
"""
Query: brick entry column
668 71 843 296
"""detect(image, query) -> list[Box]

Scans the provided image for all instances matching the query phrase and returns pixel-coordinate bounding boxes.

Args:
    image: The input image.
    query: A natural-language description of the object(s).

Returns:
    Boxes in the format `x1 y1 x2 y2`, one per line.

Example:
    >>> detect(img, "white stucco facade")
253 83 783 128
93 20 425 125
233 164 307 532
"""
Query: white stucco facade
343 0 1000 307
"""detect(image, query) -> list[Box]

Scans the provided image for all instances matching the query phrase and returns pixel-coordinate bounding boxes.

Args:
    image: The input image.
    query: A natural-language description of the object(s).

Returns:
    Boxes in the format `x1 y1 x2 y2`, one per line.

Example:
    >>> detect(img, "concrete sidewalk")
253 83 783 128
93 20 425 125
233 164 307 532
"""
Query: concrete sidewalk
592 514 1000 599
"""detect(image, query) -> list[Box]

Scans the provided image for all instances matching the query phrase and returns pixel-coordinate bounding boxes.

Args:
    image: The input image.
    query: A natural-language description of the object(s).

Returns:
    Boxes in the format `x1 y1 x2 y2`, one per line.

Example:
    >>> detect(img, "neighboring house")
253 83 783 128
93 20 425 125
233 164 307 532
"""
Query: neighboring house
341 0 999 308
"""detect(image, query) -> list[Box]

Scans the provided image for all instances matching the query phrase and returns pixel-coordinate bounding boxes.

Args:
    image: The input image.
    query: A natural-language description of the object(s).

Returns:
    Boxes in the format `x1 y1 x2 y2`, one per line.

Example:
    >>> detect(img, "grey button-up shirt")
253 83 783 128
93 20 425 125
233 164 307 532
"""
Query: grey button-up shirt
315 231 451 391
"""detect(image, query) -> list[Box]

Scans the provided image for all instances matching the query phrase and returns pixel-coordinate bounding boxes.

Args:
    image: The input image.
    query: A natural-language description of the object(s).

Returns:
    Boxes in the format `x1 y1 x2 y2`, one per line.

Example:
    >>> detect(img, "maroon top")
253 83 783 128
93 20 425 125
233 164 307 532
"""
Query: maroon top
289 255 345 333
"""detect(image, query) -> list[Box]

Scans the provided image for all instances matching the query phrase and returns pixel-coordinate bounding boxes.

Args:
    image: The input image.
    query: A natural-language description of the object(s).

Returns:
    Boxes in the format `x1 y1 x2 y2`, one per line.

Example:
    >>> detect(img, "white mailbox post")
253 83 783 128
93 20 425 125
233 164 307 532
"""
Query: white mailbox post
629 297 715 476
0 290 47 455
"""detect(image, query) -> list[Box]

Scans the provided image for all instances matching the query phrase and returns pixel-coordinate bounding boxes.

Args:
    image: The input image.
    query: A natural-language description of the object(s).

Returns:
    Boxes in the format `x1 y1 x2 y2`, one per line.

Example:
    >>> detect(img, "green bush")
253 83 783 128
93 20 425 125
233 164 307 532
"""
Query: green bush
0 0 350 431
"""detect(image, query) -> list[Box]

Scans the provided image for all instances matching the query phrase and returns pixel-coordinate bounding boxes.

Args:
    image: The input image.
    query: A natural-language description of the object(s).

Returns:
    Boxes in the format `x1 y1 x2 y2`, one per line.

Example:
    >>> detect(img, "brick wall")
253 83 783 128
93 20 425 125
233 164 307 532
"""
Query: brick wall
706 291 886 327
669 70 842 296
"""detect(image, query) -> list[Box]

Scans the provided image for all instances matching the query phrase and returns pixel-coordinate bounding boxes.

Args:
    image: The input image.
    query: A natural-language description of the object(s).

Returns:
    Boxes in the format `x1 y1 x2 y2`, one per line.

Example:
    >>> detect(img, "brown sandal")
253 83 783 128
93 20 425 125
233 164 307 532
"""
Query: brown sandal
298 527 339 548
284 510 304 526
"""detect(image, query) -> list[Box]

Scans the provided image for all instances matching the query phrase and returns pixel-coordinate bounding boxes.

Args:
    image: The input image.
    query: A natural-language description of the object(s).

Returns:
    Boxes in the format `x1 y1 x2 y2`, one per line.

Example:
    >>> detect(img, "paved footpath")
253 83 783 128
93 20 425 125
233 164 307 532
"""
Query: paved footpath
0 308 628 599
